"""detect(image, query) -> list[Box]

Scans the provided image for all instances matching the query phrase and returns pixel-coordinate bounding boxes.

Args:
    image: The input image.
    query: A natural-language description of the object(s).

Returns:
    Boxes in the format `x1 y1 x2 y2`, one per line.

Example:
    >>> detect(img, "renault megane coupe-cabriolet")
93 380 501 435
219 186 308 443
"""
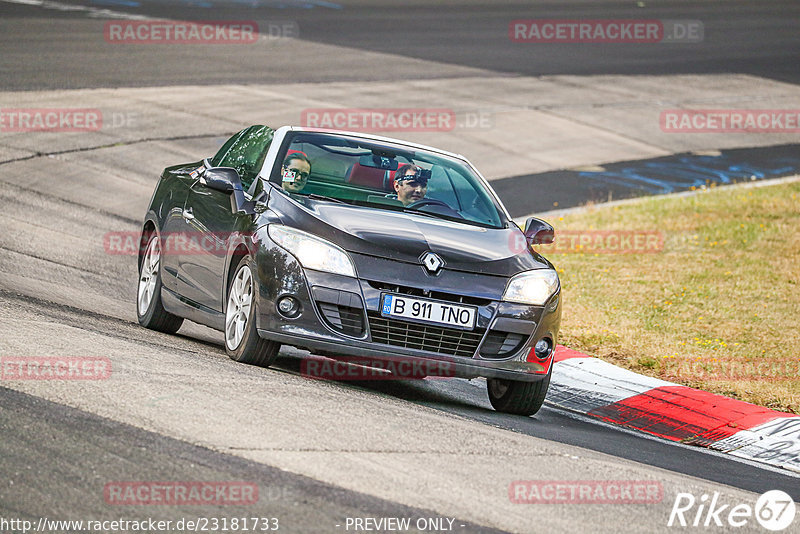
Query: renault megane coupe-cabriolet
136 125 561 415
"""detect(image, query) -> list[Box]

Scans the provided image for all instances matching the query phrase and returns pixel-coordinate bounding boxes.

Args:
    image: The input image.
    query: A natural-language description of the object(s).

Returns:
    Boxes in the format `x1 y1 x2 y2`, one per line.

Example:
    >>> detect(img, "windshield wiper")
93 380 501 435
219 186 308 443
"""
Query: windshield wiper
400 207 469 225
305 194 348 204
402 207 502 228
401 207 442 219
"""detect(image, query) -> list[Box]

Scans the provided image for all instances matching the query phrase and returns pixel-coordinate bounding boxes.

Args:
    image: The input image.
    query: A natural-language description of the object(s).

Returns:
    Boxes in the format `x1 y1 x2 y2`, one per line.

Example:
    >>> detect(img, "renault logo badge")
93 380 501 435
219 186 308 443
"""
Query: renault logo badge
420 251 444 274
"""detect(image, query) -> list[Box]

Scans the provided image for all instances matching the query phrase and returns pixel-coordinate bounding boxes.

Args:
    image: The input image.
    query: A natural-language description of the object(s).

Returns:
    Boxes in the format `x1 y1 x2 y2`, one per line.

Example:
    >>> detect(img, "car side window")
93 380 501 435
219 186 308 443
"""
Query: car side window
210 125 274 190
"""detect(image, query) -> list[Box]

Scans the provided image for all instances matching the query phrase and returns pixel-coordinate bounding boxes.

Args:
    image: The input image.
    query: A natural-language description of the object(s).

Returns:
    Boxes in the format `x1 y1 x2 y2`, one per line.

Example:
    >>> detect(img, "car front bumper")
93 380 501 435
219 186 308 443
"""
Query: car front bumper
254 243 561 382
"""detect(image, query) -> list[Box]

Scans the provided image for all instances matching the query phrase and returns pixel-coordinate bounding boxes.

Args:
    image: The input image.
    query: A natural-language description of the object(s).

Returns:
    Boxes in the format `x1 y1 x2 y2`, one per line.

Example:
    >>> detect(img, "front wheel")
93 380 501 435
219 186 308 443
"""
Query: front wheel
225 259 280 367
486 373 550 416
137 233 183 334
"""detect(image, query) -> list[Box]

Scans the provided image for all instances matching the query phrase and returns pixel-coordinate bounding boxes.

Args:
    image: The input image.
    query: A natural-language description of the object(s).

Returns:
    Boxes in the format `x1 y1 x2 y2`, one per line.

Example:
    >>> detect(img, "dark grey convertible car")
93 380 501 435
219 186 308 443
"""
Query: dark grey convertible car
137 125 561 415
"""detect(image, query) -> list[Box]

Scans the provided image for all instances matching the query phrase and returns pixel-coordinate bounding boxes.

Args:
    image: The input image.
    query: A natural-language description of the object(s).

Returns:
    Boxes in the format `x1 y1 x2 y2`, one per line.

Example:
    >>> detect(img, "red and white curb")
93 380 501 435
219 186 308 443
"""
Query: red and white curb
549 346 800 473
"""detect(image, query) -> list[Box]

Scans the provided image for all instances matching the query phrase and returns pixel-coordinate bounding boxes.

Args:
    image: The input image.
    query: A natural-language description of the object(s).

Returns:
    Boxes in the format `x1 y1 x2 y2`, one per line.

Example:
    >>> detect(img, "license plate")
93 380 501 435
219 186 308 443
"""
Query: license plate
380 293 476 330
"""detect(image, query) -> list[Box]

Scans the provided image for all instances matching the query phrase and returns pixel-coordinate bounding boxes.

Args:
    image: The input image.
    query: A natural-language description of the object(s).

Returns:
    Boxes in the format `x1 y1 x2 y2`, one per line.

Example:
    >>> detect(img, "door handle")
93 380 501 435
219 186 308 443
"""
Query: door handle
182 207 195 221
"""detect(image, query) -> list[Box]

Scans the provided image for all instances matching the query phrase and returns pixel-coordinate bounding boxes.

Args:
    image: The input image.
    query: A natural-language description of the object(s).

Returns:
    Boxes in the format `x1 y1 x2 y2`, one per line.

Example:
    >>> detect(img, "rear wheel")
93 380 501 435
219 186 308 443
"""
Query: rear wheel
137 233 183 334
487 372 551 416
225 259 280 367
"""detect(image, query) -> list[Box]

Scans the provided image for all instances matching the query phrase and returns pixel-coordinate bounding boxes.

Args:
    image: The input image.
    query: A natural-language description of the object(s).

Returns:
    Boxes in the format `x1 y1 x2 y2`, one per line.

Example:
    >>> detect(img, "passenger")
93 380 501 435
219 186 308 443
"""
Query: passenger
393 164 428 206
281 153 311 193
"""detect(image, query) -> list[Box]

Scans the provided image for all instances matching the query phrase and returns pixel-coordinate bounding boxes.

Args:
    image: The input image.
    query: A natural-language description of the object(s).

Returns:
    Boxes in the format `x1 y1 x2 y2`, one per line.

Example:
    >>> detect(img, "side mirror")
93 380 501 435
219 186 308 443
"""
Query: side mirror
523 217 554 245
203 167 240 193
202 167 254 215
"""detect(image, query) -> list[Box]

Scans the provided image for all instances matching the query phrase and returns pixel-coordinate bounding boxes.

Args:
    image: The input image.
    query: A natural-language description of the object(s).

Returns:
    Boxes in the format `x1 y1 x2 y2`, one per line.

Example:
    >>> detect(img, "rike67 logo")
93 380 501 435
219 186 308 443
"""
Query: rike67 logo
668 490 796 531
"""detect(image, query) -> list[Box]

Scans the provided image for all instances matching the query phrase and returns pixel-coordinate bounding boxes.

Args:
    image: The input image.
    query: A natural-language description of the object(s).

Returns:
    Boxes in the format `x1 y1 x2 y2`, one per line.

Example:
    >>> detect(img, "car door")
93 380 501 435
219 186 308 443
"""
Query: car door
159 164 204 293
174 125 274 312
176 182 241 311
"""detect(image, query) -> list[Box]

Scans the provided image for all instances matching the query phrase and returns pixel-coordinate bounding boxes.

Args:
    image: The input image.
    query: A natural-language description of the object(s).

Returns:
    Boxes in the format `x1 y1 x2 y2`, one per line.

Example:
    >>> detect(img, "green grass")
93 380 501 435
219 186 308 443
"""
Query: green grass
535 179 800 413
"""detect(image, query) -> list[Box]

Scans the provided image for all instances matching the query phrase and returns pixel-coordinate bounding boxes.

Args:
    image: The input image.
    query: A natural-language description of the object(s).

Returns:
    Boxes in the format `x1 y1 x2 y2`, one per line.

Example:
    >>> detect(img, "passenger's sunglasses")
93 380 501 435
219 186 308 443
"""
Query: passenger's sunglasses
283 166 310 181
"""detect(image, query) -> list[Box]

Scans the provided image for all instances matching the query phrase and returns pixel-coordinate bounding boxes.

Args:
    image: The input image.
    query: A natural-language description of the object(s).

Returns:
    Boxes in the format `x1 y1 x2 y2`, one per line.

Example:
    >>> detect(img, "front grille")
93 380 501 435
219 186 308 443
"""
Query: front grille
367 281 491 307
318 303 365 337
367 312 484 358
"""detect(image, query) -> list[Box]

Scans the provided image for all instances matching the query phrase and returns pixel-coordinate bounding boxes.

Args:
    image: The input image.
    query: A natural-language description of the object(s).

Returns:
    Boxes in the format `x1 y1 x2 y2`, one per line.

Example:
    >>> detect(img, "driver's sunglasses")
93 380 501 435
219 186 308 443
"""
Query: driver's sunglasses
284 166 310 180
401 177 427 188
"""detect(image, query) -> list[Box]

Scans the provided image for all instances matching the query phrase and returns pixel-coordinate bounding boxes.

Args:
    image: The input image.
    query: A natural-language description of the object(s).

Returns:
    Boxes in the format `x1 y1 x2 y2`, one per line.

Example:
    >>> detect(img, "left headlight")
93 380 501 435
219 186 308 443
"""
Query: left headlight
502 269 559 306
268 225 356 277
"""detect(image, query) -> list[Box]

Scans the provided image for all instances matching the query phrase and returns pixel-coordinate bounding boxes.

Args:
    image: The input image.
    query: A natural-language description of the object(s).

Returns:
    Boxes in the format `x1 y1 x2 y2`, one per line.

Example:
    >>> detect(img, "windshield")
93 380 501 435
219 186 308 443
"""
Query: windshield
268 131 506 229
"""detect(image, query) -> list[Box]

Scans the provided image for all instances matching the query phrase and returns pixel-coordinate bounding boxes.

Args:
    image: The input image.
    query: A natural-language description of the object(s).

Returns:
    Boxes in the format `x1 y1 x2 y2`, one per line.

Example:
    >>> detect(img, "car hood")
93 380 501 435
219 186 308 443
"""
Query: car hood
269 193 550 277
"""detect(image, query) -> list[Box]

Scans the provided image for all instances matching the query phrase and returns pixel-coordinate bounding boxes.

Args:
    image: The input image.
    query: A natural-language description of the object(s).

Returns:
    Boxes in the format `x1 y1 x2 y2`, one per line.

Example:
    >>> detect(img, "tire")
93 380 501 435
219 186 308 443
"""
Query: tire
486 371 551 416
137 232 184 334
224 258 280 367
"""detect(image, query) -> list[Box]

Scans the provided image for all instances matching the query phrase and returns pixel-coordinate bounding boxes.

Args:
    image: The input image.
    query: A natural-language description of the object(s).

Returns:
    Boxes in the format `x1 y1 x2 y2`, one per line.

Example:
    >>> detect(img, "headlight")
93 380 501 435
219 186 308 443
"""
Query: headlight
268 225 356 277
502 269 559 306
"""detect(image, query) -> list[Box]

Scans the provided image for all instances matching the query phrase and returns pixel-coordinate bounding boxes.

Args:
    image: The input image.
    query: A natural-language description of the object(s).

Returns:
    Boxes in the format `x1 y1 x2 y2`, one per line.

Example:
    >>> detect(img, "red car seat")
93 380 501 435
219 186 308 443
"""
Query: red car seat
345 162 391 190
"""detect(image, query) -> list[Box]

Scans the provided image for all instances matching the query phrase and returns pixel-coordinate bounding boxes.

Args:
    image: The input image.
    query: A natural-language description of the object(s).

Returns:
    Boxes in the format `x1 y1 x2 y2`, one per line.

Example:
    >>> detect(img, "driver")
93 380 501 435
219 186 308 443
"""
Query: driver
281 153 311 193
393 164 428 206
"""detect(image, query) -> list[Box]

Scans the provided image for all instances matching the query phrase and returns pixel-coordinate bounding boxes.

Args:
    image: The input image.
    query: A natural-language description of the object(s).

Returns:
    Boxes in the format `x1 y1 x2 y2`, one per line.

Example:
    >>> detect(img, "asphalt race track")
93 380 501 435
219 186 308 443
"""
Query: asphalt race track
1 1 799 533
1 0 799 89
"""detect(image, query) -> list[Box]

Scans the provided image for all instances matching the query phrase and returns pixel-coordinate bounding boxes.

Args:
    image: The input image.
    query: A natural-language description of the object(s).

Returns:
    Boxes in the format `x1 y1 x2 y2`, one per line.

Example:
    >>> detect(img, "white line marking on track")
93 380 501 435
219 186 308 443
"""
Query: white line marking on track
0 0 148 19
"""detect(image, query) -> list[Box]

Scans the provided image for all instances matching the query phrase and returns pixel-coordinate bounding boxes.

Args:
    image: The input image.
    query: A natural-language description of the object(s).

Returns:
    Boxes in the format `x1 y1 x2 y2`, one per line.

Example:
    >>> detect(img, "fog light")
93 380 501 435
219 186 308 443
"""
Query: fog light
277 296 300 317
533 338 553 360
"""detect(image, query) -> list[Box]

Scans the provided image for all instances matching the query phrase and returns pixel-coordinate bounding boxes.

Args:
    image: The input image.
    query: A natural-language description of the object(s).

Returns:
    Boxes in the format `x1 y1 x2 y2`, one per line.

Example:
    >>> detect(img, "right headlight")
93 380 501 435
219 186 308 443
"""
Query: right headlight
268 225 356 278
502 269 560 306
